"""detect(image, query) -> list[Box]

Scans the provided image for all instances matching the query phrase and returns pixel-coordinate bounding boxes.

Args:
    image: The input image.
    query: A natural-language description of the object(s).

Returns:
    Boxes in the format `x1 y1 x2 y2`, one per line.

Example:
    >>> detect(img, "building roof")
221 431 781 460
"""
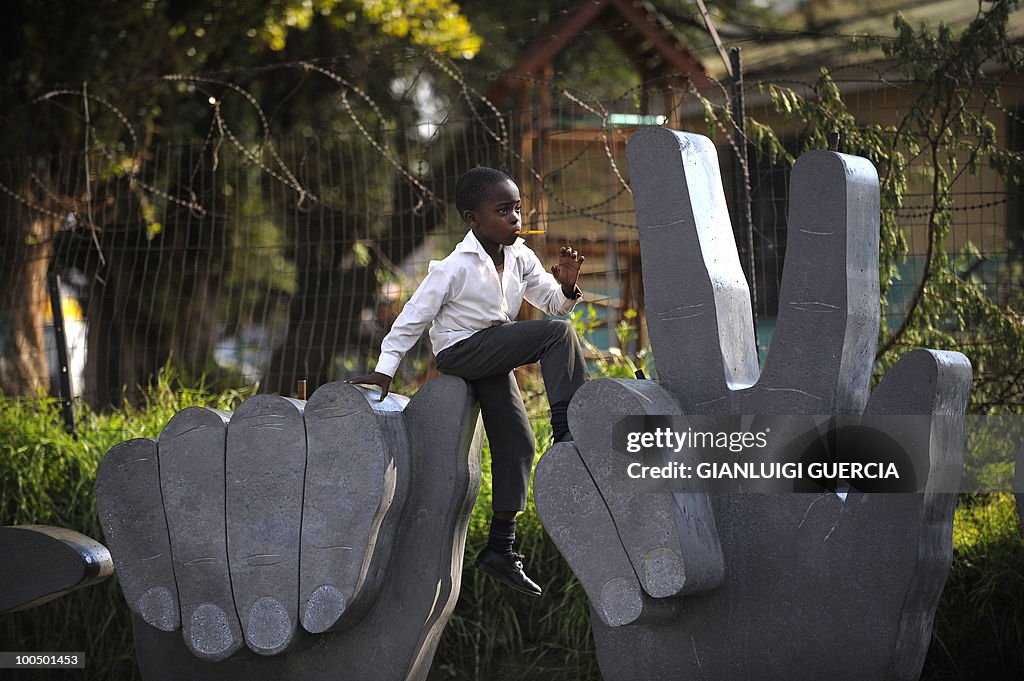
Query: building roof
701 0 1024 82
486 0 710 103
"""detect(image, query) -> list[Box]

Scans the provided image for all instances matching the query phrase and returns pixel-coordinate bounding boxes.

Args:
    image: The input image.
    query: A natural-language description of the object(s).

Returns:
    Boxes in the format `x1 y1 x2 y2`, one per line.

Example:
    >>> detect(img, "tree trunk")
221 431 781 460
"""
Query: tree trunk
0 177 59 397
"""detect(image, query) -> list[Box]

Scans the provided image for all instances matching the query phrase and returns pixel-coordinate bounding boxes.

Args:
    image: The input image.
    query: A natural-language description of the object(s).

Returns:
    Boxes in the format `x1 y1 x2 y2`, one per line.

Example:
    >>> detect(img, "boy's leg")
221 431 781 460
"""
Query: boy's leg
469 371 543 596
434 320 586 595
436 320 588 440
474 371 535 515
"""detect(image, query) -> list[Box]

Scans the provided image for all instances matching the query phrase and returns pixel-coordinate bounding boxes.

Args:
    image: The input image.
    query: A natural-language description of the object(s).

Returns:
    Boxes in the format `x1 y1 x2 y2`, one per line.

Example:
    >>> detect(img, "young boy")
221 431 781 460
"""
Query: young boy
346 166 587 596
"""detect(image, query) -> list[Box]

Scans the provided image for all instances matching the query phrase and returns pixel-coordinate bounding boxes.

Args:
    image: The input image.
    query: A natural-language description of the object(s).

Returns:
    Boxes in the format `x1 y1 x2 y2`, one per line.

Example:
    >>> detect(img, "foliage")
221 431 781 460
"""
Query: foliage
571 305 649 379
747 0 1024 412
0 370 253 681
925 494 1024 679
258 0 480 56
0 0 486 404
435 418 596 681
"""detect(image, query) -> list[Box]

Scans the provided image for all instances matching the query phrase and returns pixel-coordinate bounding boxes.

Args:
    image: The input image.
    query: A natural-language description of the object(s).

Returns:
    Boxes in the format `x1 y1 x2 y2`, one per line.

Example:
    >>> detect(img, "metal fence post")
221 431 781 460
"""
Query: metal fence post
729 47 759 349
47 272 76 436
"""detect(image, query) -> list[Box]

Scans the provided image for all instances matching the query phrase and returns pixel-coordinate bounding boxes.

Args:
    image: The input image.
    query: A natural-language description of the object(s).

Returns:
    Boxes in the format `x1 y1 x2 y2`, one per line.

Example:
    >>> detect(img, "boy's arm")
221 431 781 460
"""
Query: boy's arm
347 263 451 400
522 245 585 316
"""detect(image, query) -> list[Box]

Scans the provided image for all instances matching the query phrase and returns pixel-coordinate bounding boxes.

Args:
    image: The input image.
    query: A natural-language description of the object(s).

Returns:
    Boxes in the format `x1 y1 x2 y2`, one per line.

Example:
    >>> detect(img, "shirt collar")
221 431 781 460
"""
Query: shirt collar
456 229 524 262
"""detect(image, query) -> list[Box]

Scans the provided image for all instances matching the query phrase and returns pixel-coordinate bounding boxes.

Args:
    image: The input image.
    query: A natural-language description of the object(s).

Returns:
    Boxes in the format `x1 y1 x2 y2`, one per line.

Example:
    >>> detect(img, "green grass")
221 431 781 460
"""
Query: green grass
3 376 1023 680
0 372 253 681
431 416 597 681
924 493 1024 680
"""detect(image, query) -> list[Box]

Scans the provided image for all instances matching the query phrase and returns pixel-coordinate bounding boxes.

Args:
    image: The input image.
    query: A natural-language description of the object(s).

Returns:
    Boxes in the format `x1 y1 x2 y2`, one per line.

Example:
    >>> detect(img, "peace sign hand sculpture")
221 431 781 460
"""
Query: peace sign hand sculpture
535 128 971 681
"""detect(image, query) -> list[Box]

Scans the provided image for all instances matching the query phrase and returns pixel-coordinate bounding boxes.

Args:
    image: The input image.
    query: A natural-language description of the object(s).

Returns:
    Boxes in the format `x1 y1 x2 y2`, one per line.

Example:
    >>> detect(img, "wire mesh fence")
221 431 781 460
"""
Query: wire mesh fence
1 57 1021 417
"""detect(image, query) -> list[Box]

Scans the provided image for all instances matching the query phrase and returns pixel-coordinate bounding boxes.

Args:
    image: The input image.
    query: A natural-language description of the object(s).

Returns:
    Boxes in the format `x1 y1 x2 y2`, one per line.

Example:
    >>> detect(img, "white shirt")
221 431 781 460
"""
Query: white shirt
374 230 581 377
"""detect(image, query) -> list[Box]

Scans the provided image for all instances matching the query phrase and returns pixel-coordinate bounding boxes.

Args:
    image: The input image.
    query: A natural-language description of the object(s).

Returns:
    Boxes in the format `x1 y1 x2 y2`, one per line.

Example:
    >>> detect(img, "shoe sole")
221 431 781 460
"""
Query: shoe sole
474 561 542 597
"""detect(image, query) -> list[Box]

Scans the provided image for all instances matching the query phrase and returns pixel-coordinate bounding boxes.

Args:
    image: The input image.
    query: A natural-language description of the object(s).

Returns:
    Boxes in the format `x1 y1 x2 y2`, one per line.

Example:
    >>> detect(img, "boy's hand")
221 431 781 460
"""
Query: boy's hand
344 372 392 401
551 245 585 296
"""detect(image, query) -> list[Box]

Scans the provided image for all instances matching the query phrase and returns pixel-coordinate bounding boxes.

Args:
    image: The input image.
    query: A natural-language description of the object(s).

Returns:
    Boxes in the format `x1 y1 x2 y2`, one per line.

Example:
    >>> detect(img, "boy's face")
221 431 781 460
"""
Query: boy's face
465 179 521 247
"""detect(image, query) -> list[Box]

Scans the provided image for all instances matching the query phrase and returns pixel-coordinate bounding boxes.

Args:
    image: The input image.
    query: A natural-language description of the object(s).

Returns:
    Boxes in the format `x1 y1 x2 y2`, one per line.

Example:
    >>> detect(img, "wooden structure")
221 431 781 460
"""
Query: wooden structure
486 0 710 107
486 0 709 355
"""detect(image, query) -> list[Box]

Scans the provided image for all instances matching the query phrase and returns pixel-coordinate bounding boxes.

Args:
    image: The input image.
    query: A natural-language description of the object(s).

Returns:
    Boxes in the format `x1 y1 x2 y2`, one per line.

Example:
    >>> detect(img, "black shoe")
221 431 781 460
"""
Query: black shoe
474 548 543 597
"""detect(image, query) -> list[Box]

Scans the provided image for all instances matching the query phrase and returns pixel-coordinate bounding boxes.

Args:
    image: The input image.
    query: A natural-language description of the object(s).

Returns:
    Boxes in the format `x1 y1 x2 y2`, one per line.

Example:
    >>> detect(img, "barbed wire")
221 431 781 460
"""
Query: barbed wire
895 194 1022 219
8 46 1016 234
165 74 316 205
1 30 1021 406
420 56 668 228
31 88 209 219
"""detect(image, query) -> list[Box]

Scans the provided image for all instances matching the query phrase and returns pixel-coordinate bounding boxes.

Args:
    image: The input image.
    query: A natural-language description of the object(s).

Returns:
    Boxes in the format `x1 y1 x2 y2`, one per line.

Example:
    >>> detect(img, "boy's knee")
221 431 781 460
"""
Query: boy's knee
548 319 574 341
557 320 585 353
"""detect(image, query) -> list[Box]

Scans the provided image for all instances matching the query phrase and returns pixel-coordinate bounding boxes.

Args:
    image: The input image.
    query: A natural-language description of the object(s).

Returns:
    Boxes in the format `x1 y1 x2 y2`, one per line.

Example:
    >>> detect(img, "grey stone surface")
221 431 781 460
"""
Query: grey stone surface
535 127 972 681
863 349 971 679
0 525 112 612
300 381 408 633
535 442 679 627
570 380 723 598
96 438 181 632
226 395 307 655
739 149 881 417
159 407 242 661
97 376 482 681
627 129 759 414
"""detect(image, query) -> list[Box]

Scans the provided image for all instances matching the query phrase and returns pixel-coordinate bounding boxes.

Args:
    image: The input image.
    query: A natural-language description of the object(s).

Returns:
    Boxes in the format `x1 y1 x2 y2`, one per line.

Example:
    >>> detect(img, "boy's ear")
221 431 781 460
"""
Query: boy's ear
462 209 476 227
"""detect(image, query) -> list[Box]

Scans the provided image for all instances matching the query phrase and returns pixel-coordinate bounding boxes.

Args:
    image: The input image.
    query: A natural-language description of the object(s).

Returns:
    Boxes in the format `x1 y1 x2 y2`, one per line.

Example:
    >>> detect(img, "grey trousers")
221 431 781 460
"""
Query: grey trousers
434 319 588 512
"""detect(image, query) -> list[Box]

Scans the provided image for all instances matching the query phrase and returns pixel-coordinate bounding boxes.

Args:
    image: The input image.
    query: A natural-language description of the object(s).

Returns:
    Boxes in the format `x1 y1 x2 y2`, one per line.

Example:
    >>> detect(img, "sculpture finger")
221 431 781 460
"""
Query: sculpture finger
286 375 482 681
742 151 880 416
535 442 678 627
861 348 971 679
0 525 112 612
626 127 758 414
300 382 409 633
226 395 307 655
863 349 971 495
382 375 481 681
588 491 846 681
569 378 723 598
96 438 180 632
159 406 243 661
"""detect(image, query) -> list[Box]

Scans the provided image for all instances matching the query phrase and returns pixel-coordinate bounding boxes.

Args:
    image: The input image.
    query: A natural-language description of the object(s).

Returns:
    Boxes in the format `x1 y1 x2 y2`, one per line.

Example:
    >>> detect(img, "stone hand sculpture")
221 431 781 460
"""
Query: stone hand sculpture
535 128 972 680
0 525 112 613
95 376 482 681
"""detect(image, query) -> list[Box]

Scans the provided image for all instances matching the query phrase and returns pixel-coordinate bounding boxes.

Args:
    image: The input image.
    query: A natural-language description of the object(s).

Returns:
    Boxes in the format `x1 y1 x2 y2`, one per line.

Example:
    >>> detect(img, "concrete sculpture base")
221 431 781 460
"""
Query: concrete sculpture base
0 525 112 613
535 128 972 681
96 376 482 681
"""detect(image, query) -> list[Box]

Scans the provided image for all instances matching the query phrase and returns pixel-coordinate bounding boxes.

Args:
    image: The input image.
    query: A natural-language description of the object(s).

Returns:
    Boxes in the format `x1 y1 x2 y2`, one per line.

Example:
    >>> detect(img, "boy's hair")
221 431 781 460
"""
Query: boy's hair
455 167 513 221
